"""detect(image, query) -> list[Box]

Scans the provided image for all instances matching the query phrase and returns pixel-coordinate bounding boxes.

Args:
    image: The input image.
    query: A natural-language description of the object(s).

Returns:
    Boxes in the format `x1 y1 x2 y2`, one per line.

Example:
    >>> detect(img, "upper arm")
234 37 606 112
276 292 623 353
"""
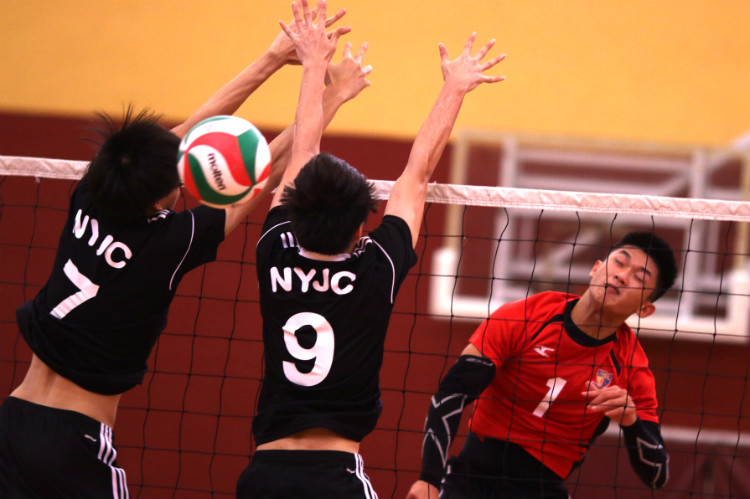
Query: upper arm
383 167 429 248
628 366 660 422
625 343 661 421
461 342 484 358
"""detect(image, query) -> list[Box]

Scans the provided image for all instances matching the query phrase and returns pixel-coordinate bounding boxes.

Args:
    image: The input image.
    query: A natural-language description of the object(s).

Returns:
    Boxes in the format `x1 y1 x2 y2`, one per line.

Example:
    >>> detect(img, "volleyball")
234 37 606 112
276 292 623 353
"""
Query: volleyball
177 115 271 208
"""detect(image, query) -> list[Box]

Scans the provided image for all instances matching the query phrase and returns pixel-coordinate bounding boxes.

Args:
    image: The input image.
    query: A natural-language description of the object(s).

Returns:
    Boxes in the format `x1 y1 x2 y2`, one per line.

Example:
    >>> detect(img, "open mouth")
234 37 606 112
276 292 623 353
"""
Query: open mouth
604 283 620 295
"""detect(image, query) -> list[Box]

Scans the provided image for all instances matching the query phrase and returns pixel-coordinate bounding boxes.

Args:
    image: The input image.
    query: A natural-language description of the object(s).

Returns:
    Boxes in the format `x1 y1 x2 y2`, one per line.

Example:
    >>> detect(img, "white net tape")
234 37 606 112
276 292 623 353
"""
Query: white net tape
2 155 749 222
2 155 749 342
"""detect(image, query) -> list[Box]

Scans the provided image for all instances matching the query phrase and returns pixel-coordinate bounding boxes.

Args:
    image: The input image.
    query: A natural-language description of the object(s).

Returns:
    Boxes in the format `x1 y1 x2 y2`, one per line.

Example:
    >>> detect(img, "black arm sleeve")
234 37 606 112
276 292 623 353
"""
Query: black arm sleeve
419 355 496 488
622 417 669 489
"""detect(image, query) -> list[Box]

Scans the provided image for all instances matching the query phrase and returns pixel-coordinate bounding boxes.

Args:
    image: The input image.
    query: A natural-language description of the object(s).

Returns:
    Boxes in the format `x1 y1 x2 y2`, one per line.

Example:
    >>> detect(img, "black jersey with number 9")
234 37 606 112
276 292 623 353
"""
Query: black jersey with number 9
253 206 417 444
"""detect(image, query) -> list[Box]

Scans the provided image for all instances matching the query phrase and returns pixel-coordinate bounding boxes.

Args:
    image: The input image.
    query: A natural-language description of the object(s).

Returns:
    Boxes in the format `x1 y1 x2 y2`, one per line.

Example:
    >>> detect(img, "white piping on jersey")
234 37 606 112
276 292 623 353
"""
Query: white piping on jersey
98 423 130 499
257 220 292 248
148 209 170 222
298 247 351 261
169 210 195 291
354 454 378 499
369 238 397 304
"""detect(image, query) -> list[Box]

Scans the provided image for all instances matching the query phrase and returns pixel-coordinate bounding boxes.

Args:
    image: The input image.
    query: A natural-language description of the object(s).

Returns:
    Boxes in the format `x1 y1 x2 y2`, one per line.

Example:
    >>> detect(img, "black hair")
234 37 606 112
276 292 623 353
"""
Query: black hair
610 231 678 301
83 107 180 226
281 152 378 254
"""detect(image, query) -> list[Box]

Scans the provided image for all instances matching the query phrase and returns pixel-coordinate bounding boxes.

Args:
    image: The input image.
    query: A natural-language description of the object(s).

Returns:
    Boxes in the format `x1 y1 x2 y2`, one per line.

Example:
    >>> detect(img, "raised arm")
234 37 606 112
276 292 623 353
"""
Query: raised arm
223 40 371 235
384 33 505 247
170 6 348 139
270 0 343 209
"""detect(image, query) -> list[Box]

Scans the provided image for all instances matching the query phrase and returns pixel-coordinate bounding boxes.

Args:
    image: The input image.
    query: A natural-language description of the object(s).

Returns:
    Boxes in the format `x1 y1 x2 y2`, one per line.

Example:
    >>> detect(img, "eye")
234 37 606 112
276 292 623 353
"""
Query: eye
634 274 644 283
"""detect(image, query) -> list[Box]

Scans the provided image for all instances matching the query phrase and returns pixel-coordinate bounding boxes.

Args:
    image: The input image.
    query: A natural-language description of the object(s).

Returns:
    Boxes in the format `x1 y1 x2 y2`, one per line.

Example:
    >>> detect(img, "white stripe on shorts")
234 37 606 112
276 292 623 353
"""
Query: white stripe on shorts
98 423 130 499
354 454 378 499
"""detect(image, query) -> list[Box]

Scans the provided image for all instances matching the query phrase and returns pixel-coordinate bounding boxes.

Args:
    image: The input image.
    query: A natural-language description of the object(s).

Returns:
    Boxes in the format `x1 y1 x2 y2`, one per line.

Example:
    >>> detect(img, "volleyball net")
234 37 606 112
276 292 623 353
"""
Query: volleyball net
1 153 749 498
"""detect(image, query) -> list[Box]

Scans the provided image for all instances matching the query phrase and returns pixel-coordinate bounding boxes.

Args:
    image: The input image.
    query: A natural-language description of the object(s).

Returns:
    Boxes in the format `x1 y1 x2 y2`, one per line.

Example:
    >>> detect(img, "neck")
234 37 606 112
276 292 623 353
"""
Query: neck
570 293 628 340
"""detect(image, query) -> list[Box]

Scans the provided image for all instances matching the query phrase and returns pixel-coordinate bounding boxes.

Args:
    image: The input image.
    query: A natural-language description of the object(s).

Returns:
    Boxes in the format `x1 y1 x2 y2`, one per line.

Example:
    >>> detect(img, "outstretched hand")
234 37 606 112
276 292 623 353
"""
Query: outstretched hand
279 0 345 67
582 381 638 427
269 2 350 65
326 41 372 103
440 32 506 93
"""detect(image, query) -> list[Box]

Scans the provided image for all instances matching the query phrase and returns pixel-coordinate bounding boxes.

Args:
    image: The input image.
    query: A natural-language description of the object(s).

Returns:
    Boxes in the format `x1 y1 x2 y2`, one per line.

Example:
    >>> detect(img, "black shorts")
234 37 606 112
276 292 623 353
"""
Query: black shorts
0 397 129 499
440 432 569 499
236 449 378 499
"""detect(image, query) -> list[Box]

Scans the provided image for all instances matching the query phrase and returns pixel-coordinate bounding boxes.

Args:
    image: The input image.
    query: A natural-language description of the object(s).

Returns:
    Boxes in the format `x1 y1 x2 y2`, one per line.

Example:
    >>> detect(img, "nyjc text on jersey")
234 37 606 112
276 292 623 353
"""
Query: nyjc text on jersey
17 178 225 395
253 206 417 445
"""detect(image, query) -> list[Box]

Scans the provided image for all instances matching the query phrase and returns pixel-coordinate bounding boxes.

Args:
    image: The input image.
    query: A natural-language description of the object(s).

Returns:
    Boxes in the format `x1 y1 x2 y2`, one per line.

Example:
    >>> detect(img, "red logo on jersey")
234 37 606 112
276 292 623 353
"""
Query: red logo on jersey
594 369 613 389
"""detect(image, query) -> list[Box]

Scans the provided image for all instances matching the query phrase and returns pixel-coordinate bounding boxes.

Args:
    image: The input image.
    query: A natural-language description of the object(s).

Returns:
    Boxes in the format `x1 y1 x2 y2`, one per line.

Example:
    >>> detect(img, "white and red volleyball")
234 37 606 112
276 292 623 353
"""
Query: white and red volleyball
177 115 271 208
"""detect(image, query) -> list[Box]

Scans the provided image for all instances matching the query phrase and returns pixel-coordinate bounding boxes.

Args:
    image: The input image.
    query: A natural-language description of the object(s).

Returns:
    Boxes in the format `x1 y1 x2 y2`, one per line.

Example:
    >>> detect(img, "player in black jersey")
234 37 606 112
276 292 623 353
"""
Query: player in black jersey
235 2 506 497
0 9 367 498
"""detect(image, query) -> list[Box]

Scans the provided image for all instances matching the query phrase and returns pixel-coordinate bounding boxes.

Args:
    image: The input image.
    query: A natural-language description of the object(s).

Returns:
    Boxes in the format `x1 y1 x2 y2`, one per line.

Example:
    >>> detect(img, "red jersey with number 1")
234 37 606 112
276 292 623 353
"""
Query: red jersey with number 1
468 291 660 479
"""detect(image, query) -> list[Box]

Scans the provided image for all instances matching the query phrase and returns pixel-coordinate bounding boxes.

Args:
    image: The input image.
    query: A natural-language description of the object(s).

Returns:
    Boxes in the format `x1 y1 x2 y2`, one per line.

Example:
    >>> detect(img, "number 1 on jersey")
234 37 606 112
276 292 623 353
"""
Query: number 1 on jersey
533 377 567 417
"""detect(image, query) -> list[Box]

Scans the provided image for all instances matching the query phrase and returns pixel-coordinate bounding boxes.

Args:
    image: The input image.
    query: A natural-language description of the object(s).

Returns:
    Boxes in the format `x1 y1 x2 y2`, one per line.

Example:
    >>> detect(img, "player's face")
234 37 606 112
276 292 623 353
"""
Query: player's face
588 246 658 318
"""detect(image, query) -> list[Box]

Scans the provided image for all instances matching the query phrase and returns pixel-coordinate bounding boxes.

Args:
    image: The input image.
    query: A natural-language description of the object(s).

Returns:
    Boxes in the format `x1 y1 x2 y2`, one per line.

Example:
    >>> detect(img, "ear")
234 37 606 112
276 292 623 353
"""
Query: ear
589 260 603 278
636 301 656 318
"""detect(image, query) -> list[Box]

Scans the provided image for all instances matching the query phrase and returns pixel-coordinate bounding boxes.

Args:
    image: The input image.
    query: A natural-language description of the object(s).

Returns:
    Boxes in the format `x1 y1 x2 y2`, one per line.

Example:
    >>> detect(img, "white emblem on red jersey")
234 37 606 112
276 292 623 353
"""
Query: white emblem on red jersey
533 345 555 357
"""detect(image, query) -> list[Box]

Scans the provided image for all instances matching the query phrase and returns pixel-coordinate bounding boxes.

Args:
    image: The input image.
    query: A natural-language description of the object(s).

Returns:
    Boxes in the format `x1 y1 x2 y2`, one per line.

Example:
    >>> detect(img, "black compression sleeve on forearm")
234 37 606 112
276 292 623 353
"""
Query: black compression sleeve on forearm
419 355 496 488
622 417 669 489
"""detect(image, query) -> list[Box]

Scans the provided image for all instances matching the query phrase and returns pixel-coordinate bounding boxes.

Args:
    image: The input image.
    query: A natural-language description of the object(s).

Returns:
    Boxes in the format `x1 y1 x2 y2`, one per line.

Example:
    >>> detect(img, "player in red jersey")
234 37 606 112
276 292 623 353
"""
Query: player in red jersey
407 232 677 499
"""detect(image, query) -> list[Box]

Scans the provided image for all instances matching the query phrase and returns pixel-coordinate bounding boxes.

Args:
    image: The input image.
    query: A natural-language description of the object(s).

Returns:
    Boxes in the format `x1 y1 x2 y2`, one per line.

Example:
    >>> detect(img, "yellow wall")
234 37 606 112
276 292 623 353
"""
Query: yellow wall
1 0 749 145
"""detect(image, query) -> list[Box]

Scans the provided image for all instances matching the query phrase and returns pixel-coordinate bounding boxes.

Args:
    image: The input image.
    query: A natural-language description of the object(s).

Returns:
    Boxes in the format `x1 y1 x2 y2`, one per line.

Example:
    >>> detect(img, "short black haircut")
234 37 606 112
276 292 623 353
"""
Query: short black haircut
83 107 181 226
281 152 378 255
610 231 678 301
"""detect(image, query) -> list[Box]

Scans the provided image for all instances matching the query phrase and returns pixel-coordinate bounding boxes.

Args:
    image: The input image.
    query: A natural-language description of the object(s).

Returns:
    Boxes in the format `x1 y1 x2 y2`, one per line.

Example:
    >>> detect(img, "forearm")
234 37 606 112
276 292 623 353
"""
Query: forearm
262 82 349 196
172 50 286 138
292 62 328 156
405 82 466 184
420 355 495 488
271 60 328 205
622 417 669 489
383 82 467 242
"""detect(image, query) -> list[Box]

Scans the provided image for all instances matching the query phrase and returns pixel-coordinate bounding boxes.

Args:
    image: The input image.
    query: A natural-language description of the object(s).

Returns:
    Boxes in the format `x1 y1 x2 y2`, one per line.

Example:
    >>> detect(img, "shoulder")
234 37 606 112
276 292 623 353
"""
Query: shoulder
357 215 417 268
260 206 291 234
368 215 413 247
257 206 293 250
615 324 651 366
149 205 224 232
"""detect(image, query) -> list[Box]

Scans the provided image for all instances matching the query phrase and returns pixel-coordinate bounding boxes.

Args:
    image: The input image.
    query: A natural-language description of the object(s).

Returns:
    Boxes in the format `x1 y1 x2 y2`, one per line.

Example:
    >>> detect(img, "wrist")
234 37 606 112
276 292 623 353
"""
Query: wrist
302 58 330 72
439 80 470 105
621 414 640 429
621 414 638 427
257 49 287 74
